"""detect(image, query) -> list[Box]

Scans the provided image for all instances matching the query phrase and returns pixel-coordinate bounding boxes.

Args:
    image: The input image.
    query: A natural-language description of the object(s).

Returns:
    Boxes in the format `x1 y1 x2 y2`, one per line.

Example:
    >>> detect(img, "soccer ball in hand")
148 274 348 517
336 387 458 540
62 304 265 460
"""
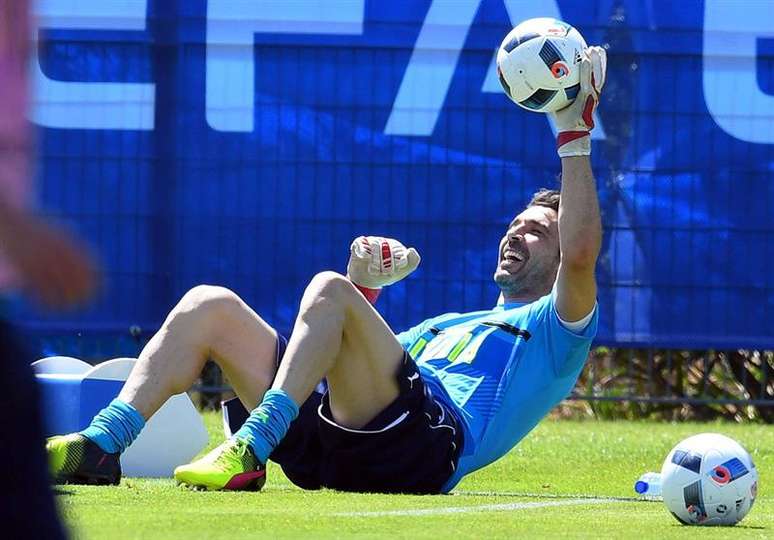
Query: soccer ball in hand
496 18 587 113
661 433 758 526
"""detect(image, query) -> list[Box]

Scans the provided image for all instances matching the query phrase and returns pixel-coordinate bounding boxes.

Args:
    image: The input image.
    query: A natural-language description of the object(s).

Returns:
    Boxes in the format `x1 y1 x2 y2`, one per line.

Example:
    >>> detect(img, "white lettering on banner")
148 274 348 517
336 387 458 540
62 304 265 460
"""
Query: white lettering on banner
384 0 480 136
30 1 772 145
206 0 364 132
703 1 774 144
30 0 155 130
387 0 605 138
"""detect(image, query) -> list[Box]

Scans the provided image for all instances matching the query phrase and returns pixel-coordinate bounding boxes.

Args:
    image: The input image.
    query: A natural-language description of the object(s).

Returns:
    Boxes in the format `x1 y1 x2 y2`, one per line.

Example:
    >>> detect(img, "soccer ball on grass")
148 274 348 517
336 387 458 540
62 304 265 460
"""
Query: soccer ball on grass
661 433 758 526
496 17 587 113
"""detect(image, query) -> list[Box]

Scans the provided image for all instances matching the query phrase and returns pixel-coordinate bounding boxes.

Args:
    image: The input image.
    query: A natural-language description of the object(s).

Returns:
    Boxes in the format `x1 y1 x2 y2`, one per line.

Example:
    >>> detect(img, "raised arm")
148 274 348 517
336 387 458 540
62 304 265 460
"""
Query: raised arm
550 47 606 322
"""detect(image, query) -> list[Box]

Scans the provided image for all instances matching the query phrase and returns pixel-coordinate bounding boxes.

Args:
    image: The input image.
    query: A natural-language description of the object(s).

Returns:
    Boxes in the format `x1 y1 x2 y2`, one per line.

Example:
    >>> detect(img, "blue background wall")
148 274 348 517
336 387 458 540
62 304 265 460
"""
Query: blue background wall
21 0 774 355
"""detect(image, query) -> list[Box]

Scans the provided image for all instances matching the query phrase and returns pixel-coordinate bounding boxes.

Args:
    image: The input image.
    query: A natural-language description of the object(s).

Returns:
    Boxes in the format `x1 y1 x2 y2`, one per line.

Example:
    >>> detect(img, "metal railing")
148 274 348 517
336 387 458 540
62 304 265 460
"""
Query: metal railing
565 348 773 421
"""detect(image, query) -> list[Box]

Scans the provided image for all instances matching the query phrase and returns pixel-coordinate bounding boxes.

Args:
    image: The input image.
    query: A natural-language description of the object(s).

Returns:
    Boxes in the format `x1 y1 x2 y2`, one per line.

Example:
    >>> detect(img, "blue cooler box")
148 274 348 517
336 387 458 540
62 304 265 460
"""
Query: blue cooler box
36 373 124 436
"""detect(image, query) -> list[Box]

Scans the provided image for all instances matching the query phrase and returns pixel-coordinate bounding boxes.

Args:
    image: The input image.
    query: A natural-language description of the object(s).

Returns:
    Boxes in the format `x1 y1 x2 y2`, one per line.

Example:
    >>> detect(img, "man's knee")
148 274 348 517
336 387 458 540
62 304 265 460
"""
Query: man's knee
299 272 357 315
304 272 357 302
169 284 244 331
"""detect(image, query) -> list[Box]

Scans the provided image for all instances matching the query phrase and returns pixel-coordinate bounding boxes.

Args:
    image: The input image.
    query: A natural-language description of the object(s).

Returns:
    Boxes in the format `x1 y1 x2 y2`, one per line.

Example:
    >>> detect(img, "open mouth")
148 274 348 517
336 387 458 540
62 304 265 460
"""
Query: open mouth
502 249 525 263
500 246 528 271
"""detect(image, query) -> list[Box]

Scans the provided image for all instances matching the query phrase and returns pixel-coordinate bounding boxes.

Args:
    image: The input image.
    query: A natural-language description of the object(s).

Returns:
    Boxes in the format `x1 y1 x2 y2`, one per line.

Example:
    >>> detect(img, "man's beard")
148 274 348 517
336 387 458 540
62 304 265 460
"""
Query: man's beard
494 256 558 299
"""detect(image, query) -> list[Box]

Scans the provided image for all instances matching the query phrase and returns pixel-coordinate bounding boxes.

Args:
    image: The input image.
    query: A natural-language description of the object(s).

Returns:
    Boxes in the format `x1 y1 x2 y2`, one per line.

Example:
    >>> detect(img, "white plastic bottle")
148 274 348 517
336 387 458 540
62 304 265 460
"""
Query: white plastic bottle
634 472 662 497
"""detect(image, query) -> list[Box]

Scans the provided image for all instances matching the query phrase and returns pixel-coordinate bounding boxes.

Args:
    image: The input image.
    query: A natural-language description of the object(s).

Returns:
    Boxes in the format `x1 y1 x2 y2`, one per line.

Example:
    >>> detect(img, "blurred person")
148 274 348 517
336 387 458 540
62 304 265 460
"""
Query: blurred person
0 0 98 537
47 48 606 495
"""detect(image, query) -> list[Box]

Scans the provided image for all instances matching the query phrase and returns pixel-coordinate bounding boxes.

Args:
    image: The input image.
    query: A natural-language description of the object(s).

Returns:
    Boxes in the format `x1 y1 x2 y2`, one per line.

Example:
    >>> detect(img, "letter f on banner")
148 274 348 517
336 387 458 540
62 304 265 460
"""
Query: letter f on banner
386 0 605 139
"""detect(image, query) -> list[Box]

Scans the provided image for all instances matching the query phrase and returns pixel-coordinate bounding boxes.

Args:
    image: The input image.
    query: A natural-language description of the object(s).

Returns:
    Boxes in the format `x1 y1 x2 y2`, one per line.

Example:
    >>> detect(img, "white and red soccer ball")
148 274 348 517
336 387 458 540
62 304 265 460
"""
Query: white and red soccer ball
496 17 587 113
661 433 758 526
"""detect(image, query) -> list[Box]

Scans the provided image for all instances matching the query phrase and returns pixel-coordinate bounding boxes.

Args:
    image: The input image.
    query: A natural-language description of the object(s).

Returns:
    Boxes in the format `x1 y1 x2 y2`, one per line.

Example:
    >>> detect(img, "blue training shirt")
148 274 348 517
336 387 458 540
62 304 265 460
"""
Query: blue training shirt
395 289 598 493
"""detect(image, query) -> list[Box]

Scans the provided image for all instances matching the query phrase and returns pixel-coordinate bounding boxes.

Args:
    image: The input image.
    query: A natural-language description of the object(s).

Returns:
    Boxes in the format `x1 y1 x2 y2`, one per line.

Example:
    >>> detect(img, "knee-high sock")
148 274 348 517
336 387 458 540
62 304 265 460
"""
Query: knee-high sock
233 389 298 464
80 399 145 454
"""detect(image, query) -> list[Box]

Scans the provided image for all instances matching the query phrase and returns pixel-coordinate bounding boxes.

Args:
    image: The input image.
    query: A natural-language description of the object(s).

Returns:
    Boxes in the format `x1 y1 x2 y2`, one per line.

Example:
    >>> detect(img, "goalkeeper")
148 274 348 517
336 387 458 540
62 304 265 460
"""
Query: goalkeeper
48 47 606 494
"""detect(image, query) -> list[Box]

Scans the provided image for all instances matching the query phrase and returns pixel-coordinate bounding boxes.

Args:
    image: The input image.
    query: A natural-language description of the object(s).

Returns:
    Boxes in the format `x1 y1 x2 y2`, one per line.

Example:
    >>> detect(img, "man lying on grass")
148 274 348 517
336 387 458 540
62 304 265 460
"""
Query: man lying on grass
47 48 606 495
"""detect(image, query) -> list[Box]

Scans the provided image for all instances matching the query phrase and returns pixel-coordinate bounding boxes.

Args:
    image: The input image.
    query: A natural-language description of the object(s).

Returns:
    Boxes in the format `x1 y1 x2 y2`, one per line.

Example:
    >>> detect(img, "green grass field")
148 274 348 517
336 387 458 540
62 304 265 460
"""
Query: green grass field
57 412 772 539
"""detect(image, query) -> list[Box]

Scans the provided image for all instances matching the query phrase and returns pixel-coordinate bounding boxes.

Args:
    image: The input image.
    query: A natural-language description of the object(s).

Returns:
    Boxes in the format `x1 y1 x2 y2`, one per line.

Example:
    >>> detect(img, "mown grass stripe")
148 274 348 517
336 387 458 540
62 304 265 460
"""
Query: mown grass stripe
334 497 618 517
454 490 647 502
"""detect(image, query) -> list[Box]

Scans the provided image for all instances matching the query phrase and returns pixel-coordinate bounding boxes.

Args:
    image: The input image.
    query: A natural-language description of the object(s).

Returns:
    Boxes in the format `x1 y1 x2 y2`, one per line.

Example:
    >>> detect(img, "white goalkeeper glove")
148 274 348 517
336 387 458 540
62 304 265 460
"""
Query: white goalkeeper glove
550 46 607 157
347 236 421 294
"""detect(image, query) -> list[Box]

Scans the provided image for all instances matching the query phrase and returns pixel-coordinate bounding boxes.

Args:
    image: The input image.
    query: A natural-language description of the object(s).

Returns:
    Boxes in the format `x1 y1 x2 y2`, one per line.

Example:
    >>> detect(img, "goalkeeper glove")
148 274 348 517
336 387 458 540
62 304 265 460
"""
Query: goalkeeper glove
346 236 421 303
550 46 607 158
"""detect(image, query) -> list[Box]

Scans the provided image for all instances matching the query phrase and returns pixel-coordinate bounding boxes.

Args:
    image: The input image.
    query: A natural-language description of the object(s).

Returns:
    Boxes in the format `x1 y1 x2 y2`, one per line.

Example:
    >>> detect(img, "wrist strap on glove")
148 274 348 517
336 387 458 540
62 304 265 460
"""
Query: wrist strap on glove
352 283 381 304
556 131 591 157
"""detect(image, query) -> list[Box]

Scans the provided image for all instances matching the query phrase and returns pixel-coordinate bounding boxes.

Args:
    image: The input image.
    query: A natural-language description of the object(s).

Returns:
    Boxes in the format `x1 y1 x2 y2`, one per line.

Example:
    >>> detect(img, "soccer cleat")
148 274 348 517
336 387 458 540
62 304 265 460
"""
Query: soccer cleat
46 434 121 485
174 438 265 491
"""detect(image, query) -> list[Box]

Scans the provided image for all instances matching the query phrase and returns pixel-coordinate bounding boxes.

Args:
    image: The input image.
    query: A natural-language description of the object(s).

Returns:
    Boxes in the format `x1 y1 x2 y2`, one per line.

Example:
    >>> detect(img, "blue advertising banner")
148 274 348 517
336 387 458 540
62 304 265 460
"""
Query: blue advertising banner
21 0 774 352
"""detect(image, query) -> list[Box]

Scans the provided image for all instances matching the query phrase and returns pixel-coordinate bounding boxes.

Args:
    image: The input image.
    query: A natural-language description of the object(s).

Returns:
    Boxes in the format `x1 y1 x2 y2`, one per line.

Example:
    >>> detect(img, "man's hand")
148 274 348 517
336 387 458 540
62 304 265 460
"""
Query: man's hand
0 207 98 309
550 46 607 158
347 236 420 290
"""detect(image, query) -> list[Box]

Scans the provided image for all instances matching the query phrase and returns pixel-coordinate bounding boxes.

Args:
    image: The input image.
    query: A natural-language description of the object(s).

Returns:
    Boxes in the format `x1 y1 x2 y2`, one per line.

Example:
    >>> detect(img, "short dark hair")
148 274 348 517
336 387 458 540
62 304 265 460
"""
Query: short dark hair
527 188 560 212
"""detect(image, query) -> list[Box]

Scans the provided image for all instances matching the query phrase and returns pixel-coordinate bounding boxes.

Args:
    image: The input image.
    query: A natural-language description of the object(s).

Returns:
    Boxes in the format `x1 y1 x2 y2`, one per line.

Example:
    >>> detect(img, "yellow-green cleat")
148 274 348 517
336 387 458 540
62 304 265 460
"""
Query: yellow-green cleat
46 433 121 485
174 438 266 491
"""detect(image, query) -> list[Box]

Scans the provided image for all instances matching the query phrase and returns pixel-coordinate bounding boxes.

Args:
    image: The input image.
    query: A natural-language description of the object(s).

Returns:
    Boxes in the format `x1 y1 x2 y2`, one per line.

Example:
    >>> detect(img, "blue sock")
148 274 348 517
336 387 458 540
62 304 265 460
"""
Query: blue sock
80 399 146 454
234 389 299 464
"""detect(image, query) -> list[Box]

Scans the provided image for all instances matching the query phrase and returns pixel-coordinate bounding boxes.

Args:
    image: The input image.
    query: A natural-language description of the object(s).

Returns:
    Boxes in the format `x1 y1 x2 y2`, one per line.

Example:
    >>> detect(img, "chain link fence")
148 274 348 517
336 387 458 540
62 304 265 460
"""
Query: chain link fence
188 348 773 422
31 325 773 420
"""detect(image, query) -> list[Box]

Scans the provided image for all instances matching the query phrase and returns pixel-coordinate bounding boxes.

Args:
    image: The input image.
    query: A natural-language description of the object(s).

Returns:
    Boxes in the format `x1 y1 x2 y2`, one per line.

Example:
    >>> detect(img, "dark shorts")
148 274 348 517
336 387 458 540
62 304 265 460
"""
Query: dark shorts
224 333 463 494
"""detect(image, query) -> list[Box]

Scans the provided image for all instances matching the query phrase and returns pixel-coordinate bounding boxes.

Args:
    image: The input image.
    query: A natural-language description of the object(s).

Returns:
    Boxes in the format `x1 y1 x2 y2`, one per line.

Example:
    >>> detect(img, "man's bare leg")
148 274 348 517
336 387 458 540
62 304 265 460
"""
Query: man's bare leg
273 271 406 428
173 271 410 490
47 285 281 485
119 285 280 418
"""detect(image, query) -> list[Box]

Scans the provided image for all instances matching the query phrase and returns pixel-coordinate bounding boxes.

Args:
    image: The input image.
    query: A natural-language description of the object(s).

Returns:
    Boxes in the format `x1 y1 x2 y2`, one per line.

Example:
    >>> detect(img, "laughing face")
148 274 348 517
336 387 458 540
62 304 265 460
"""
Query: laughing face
494 205 560 301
